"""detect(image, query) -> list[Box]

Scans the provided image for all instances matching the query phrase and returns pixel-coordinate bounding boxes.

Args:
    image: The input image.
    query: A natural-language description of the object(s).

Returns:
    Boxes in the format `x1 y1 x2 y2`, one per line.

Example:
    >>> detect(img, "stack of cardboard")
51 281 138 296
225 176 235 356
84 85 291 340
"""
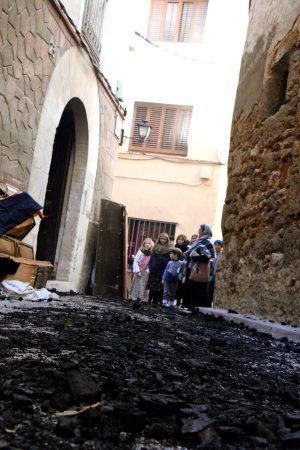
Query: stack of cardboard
0 190 53 289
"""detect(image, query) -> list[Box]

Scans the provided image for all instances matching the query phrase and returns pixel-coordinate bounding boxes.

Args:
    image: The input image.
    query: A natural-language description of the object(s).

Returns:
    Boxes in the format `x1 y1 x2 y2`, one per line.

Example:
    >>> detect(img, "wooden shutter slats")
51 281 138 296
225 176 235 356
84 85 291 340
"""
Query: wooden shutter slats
176 109 191 150
148 105 162 148
147 0 208 43
132 106 148 146
148 0 165 40
178 3 193 42
161 108 176 148
164 3 178 41
191 1 208 42
129 102 192 155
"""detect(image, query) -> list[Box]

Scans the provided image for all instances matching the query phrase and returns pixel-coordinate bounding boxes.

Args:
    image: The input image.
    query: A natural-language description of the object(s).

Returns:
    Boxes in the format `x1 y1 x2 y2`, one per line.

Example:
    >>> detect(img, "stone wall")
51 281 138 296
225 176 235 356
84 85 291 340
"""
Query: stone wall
0 0 74 189
214 2 300 326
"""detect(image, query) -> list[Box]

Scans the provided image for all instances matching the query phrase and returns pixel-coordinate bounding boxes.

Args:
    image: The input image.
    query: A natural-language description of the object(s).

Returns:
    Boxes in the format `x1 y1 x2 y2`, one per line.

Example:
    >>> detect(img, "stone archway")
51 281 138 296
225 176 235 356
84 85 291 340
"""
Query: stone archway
27 46 100 292
36 98 88 281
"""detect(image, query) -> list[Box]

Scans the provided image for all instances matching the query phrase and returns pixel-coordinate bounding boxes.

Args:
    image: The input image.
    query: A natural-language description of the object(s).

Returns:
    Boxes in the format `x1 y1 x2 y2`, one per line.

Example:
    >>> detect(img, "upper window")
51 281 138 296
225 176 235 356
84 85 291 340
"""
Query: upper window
81 0 108 63
129 102 192 156
147 0 208 43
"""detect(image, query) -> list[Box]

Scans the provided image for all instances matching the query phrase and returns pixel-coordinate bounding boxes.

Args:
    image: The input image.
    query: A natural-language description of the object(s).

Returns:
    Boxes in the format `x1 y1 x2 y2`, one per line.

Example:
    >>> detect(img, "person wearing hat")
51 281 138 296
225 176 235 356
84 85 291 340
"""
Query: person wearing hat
208 239 223 306
162 247 183 307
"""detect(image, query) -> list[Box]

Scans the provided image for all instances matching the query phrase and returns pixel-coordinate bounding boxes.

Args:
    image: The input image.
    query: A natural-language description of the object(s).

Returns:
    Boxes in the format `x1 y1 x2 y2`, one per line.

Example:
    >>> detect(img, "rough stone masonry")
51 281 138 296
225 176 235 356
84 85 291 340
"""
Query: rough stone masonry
215 5 300 326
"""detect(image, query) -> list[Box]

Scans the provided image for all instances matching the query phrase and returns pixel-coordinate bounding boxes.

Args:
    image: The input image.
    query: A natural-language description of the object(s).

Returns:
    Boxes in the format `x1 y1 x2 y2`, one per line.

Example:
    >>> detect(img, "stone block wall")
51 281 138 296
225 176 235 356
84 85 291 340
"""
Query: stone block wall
0 0 74 190
214 7 300 326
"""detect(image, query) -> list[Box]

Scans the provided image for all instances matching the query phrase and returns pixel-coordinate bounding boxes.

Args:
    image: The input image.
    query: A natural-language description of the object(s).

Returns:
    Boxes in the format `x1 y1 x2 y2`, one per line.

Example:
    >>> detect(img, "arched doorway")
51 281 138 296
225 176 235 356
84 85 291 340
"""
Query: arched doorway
36 98 88 279
36 105 75 273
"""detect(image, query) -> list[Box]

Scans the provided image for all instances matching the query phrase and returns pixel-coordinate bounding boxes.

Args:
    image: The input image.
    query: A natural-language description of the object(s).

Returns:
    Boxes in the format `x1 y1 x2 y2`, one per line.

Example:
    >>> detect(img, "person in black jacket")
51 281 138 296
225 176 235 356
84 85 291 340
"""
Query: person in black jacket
174 234 189 307
146 233 171 304
181 224 215 309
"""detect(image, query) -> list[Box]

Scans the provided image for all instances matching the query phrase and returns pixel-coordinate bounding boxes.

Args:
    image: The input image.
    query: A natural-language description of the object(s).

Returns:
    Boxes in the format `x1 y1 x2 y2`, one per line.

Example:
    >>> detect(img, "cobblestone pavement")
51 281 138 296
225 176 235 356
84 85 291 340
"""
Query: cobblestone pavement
0 295 300 449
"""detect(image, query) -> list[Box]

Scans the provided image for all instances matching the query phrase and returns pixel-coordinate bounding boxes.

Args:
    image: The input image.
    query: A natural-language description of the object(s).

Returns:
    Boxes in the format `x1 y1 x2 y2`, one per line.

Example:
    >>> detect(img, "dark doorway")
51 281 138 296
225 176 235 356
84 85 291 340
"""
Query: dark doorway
36 107 75 269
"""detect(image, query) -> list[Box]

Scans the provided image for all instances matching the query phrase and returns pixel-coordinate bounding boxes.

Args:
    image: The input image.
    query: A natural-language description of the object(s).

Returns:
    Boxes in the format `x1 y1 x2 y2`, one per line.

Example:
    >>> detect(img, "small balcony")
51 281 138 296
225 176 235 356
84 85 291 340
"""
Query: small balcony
81 0 107 65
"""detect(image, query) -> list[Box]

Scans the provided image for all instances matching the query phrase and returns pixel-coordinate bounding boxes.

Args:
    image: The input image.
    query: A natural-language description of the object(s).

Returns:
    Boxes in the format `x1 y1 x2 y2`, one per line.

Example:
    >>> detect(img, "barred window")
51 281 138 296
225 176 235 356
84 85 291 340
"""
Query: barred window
128 218 177 258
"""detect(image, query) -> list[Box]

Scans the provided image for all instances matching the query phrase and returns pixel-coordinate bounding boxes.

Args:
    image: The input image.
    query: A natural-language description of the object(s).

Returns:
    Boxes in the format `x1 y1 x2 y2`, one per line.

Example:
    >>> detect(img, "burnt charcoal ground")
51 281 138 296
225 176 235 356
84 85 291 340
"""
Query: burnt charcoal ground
0 296 300 449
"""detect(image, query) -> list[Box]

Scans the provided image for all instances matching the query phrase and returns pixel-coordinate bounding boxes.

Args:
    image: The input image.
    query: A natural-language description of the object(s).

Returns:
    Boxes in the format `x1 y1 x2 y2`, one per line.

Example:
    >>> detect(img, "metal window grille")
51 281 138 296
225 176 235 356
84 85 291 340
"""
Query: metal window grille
81 0 107 63
128 218 177 259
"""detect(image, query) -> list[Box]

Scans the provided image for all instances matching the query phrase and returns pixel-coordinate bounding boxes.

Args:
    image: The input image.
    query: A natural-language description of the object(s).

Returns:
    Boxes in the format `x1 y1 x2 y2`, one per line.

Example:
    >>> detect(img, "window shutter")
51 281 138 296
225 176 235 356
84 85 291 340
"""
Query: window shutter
132 105 148 146
129 102 192 155
148 0 208 43
164 3 179 41
191 1 208 42
148 0 165 40
147 104 163 149
176 109 191 151
161 107 177 149
178 2 193 42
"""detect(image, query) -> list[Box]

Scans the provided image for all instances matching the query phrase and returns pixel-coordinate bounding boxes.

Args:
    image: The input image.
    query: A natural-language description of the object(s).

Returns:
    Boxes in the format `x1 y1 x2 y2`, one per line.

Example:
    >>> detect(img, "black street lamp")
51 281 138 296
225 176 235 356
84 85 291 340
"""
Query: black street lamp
136 120 151 141
119 120 151 146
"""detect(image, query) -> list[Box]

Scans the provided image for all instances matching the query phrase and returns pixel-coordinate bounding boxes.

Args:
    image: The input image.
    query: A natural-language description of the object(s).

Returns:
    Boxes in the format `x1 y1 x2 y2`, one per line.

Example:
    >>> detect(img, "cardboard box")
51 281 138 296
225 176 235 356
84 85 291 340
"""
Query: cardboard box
4 262 38 286
0 255 53 288
16 242 34 259
0 235 34 259
0 215 52 289
0 236 16 256
5 217 36 240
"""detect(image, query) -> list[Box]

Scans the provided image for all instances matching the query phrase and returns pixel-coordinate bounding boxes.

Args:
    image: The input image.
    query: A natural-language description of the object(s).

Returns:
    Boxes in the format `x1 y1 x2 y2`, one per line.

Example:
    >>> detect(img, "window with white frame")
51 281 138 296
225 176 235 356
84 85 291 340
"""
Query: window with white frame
147 0 209 43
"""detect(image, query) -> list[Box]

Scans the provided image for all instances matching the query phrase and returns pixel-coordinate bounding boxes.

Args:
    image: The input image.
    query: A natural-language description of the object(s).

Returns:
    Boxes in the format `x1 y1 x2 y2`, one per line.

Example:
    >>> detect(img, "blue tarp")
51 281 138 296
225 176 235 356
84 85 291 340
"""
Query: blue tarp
0 192 43 236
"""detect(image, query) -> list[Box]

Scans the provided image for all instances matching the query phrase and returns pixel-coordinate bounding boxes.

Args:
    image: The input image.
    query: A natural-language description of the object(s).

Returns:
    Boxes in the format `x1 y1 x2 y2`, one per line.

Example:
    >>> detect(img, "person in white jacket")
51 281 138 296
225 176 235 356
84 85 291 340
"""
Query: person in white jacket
130 238 154 301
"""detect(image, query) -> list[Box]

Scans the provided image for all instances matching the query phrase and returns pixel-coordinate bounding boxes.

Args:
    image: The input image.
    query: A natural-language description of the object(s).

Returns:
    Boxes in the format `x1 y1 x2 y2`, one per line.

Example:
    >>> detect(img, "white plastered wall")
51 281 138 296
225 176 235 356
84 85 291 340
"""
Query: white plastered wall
27 46 100 292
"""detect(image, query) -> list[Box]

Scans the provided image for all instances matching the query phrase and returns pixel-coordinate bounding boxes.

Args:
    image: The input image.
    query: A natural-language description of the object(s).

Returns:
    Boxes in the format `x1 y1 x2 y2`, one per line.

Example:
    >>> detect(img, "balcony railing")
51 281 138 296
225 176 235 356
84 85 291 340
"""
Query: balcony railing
81 0 107 64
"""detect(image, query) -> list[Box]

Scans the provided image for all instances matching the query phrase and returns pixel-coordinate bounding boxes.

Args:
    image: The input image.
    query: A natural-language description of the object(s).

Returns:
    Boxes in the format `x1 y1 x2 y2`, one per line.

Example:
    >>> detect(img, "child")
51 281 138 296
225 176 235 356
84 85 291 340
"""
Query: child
174 234 189 307
147 233 171 304
130 237 154 301
162 247 183 307
175 234 189 256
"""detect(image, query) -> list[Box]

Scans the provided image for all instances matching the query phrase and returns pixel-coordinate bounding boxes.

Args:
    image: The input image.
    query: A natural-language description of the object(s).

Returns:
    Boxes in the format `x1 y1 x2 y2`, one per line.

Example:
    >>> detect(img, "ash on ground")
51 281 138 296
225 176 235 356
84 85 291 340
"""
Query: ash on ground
0 295 300 449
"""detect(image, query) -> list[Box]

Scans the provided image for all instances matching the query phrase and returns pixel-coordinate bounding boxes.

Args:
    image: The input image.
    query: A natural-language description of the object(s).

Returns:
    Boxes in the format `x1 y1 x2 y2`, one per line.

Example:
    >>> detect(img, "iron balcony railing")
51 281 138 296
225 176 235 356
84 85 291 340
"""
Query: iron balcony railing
81 0 107 63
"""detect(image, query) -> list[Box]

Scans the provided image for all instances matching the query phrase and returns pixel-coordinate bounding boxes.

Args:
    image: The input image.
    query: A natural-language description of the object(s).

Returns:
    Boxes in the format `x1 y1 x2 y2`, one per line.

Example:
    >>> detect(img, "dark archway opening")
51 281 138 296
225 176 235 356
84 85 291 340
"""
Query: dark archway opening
36 107 75 269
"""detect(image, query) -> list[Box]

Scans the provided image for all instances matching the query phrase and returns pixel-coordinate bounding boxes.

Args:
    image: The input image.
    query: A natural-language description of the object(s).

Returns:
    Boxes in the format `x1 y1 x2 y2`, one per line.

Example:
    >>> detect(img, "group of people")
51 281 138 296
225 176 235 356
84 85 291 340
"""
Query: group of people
129 224 223 310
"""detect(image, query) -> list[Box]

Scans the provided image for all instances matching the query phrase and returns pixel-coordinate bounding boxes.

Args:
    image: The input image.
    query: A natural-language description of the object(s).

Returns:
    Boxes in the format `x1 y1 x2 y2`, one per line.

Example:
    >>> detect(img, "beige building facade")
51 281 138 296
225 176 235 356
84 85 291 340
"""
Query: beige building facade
215 0 300 326
0 0 124 293
112 0 249 252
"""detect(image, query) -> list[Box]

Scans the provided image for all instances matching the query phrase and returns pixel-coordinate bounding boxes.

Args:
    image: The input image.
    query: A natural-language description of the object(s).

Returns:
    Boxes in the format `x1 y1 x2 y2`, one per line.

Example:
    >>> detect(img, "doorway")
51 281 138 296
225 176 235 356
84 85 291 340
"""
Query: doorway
36 106 75 273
